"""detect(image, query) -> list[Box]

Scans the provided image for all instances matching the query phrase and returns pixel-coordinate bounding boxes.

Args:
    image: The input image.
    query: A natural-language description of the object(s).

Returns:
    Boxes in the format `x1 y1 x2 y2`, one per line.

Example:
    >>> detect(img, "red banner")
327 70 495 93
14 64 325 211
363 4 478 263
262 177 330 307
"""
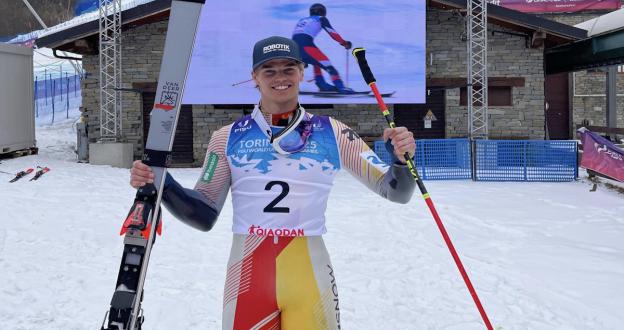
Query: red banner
493 0 621 13
578 128 624 182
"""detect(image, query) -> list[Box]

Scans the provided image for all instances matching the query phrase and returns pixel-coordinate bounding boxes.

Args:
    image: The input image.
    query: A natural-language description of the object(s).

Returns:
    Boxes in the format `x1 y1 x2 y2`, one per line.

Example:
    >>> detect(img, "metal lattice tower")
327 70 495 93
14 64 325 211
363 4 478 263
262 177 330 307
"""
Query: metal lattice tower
467 0 488 139
98 0 123 142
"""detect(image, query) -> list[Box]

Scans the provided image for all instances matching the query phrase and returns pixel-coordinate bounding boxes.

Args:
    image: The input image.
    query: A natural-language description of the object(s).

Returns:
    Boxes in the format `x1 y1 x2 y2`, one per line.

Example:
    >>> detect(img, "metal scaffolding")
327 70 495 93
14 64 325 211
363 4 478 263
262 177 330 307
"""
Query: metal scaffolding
98 0 122 142
467 0 488 139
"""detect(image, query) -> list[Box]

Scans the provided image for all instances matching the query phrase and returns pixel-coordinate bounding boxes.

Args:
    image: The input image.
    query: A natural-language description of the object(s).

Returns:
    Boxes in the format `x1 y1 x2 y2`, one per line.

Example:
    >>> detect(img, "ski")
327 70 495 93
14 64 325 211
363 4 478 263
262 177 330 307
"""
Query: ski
9 168 34 183
100 1 205 330
299 90 396 97
29 166 50 181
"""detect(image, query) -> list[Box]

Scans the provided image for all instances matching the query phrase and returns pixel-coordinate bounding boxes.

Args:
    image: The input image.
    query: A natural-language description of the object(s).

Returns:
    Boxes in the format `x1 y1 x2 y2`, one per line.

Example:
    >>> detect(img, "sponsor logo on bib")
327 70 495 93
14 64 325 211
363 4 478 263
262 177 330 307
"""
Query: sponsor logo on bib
248 225 305 237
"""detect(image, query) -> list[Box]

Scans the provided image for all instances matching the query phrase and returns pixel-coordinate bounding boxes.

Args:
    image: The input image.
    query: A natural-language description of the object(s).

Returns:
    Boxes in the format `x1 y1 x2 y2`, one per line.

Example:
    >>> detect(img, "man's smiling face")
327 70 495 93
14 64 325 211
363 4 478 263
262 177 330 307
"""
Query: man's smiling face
252 59 304 108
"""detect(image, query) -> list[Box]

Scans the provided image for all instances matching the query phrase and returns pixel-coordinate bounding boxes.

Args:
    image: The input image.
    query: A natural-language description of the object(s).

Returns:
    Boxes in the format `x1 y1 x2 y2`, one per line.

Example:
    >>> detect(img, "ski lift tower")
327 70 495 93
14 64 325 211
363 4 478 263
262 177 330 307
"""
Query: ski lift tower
98 0 122 142
467 0 488 140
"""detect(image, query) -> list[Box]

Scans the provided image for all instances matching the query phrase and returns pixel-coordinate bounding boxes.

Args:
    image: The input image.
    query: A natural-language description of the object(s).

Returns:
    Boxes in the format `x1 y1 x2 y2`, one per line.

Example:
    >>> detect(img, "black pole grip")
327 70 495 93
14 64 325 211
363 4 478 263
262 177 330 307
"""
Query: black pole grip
351 48 376 85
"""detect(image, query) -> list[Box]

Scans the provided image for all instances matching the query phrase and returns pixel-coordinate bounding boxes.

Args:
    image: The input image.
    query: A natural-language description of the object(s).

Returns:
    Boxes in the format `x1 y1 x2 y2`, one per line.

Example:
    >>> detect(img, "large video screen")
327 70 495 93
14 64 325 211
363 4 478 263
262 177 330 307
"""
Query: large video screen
183 1 426 105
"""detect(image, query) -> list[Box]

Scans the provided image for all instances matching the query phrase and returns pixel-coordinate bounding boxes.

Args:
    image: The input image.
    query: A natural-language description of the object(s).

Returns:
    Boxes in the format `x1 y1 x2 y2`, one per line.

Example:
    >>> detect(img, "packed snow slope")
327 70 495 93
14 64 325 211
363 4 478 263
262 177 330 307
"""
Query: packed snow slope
0 111 623 329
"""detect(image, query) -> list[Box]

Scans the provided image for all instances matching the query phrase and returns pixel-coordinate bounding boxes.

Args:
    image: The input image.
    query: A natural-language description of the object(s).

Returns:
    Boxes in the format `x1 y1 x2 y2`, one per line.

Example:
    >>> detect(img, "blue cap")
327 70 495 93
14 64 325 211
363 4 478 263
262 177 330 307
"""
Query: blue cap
252 36 303 70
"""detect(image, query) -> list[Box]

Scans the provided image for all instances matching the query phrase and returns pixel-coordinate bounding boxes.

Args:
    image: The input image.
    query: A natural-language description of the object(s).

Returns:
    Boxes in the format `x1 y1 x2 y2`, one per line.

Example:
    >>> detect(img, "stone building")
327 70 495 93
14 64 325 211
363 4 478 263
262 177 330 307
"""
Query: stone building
539 5 624 136
37 0 589 166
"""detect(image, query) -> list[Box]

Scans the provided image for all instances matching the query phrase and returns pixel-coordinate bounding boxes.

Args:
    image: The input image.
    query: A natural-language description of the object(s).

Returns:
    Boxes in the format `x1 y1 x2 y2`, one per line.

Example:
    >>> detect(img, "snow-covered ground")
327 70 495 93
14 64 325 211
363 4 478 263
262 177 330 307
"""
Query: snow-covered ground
1 108 623 329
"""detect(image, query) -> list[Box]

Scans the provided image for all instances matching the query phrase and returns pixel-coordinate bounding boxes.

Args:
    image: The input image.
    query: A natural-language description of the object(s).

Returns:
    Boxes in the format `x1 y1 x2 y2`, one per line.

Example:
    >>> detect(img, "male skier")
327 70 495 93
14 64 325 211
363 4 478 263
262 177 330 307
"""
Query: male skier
130 36 416 329
292 3 353 93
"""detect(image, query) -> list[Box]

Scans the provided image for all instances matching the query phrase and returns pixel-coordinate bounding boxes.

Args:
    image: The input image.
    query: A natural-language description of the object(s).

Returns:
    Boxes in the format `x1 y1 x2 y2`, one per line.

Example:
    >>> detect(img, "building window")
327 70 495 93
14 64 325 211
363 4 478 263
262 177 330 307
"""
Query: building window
619 65 624 73
459 86 512 106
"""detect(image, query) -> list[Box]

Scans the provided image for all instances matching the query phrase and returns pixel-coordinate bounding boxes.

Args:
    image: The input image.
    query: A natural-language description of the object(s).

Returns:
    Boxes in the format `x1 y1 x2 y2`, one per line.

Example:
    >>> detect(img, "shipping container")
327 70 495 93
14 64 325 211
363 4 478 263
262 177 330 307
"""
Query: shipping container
0 43 35 155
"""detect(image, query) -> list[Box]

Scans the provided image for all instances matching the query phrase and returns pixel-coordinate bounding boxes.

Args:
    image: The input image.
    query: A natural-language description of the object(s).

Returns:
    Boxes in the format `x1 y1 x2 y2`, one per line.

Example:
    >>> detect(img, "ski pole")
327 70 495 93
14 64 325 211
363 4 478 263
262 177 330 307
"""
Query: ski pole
351 47 493 330
345 48 349 88
231 78 253 87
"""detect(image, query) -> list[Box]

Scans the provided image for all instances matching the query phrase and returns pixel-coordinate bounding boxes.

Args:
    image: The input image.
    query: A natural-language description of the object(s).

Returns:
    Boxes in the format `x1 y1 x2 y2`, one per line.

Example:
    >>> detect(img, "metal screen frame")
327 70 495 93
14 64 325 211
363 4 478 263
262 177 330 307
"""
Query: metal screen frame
98 0 123 142
467 0 489 140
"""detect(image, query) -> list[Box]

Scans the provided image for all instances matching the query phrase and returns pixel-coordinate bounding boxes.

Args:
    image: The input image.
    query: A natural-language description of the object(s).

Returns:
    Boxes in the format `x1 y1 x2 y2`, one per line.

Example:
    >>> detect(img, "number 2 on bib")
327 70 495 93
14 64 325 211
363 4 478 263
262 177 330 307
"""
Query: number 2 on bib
263 181 290 213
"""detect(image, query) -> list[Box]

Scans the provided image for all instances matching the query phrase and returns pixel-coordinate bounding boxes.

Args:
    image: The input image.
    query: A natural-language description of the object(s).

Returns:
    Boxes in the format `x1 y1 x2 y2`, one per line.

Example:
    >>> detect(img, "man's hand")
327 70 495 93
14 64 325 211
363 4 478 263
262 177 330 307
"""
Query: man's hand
383 127 415 164
130 160 154 188
341 40 352 49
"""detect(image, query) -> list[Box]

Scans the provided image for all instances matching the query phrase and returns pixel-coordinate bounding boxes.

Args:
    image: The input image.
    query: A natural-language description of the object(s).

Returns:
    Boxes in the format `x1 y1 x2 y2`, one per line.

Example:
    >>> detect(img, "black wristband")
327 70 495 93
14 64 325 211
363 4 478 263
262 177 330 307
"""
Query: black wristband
142 149 172 168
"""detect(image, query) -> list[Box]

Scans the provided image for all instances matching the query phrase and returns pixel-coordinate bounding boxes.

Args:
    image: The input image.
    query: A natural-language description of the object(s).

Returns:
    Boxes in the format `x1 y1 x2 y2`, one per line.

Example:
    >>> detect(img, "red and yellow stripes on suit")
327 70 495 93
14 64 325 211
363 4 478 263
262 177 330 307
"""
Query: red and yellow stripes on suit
222 235 341 330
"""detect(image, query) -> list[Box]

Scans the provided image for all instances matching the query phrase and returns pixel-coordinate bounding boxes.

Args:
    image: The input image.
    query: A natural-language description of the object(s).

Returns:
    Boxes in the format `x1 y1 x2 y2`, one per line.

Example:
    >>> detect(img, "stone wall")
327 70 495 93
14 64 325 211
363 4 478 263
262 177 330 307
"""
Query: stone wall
427 9 546 139
571 70 624 129
81 19 391 165
538 12 604 26
190 104 389 166
539 2 624 135
81 7 556 166
81 20 167 159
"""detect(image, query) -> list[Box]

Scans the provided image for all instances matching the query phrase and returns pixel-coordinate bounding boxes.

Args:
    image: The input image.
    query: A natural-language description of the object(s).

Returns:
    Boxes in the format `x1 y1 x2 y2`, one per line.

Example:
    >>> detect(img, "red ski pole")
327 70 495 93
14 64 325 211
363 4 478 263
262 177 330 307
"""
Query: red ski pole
345 48 349 88
352 47 493 330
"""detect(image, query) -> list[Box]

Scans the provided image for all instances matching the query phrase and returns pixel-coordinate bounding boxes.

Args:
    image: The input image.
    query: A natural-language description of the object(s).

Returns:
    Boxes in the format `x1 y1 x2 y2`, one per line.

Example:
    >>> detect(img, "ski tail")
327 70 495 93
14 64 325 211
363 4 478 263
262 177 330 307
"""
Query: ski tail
9 168 34 183
29 166 50 181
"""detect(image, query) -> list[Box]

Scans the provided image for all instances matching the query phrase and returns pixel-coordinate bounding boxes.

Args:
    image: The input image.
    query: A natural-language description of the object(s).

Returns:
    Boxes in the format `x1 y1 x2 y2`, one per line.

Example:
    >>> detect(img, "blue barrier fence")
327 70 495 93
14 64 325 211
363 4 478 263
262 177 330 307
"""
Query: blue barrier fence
373 139 577 182
34 74 81 100
33 73 83 120
416 139 472 180
374 139 471 180
474 140 577 182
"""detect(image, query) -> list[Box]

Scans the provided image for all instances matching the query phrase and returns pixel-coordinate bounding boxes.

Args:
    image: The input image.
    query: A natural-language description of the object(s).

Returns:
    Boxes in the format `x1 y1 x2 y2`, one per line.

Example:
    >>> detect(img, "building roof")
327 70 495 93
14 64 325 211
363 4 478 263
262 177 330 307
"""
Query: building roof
546 7 624 73
36 0 170 53
37 0 587 54
575 7 624 37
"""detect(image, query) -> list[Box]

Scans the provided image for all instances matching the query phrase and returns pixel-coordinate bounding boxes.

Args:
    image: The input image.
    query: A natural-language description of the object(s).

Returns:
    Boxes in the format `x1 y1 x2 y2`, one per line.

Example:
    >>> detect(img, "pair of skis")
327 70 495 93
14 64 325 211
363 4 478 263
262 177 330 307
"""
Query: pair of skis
7 166 50 182
101 1 205 329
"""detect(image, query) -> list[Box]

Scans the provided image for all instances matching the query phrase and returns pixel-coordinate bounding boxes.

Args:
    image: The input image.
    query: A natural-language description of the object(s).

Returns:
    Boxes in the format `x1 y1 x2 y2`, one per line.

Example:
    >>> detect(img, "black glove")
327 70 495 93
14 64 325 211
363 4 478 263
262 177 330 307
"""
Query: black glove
341 40 352 49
